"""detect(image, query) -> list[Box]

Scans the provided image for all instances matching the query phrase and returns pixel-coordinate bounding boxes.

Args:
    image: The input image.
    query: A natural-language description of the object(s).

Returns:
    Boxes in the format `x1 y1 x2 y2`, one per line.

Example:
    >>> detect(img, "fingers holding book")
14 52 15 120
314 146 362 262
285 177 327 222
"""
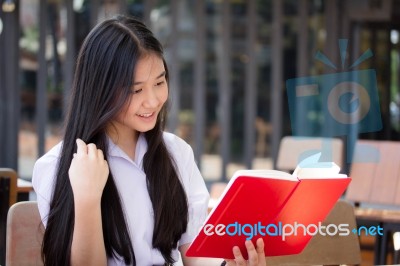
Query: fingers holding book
225 238 266 266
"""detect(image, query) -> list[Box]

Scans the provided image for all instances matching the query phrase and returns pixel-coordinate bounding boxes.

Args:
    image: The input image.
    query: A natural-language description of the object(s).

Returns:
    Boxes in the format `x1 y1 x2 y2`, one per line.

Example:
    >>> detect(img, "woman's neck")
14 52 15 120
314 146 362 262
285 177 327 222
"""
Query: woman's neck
106 125 139 161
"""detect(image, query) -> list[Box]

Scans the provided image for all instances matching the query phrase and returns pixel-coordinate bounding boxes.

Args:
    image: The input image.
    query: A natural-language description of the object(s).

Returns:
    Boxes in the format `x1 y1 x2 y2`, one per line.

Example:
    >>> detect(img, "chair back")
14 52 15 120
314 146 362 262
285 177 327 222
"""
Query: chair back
0 168 18 207
276 136 344 172
346 140 400 206
6 201 44 266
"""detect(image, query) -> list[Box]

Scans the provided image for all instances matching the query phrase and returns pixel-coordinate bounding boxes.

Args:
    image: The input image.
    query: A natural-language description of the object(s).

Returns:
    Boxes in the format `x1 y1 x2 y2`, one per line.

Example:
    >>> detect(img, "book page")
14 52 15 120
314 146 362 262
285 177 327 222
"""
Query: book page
220 170 295 203
292 152 347 179
232 169 294 180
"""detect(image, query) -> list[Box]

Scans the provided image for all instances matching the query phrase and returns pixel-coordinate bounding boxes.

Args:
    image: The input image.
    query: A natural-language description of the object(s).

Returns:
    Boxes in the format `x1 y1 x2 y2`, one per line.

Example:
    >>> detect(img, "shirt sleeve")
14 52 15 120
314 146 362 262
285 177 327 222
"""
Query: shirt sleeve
177 141 210 246
32 146 60 227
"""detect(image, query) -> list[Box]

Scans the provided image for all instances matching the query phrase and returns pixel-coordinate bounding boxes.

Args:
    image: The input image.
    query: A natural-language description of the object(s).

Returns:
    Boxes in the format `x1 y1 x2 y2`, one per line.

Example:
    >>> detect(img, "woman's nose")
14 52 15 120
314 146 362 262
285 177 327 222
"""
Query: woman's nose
143 88 159 108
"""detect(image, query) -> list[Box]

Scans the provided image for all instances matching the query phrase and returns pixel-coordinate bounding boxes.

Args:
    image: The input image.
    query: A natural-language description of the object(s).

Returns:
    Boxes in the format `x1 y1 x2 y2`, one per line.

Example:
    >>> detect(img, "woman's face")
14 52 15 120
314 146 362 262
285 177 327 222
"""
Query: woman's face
111 53 168 138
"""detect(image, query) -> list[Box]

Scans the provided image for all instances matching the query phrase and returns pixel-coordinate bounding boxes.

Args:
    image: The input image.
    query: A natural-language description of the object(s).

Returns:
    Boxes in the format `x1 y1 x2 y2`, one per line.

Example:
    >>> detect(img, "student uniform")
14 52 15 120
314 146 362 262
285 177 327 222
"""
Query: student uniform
32 132 210 266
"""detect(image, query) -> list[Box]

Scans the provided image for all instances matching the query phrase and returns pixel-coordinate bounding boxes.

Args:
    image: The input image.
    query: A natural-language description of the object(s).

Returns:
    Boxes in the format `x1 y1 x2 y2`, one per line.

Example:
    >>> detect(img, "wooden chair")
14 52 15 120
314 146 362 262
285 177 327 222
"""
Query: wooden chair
276 136 344 172
0 168 18 264
265 200 361 266
346 140 400 206
0 168 18 207
345 139 400 264
0 168 34 204
6 201 44 266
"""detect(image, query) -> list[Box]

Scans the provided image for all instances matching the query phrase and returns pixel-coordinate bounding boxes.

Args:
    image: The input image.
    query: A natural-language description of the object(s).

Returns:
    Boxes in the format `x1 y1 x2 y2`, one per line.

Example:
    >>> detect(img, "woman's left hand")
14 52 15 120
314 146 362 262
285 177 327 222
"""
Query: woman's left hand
225 238 266 266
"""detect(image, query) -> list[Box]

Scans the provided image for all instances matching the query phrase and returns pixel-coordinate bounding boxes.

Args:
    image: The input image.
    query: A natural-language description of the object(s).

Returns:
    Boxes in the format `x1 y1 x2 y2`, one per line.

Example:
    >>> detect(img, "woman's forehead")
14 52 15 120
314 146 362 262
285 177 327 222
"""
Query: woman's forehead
134 54 165 82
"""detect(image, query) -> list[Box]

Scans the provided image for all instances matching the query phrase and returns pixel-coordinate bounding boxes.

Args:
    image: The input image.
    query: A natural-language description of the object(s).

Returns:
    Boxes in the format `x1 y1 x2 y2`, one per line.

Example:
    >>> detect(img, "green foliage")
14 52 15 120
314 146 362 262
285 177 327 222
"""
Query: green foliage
20 26 39 53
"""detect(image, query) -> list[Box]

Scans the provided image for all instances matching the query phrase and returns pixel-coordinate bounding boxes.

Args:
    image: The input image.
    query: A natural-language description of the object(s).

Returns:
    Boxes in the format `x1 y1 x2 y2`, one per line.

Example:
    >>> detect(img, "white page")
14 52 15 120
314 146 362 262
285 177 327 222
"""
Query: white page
292 152 347 179
231 169 294 180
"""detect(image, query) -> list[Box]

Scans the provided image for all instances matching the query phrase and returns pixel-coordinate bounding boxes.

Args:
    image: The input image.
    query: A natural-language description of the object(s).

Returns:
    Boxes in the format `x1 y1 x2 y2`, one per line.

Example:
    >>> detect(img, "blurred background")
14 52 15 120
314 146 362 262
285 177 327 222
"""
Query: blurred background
0 0 400 184
2 1 400 264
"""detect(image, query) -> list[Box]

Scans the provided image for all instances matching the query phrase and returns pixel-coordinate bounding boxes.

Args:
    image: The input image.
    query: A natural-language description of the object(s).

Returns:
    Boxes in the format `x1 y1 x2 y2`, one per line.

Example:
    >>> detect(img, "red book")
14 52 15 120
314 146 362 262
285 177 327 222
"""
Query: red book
186 161 351 259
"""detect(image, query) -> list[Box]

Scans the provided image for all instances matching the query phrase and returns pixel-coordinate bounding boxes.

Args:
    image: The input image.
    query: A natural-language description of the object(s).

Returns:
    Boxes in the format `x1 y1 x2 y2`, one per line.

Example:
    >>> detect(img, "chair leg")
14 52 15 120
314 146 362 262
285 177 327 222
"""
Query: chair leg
374 222 388 265
0 177 10 266
393 232 400 264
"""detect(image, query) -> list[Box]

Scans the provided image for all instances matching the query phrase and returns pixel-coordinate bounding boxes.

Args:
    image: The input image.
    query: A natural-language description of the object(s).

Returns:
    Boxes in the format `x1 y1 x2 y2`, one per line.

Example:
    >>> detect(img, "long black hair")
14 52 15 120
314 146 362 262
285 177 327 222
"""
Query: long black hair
42 15 188 265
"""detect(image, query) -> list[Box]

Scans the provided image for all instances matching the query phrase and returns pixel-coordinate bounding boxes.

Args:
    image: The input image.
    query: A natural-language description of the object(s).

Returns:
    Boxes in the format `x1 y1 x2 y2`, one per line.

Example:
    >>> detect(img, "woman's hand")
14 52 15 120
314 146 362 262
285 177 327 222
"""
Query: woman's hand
225 238 266 266
68 138 109 204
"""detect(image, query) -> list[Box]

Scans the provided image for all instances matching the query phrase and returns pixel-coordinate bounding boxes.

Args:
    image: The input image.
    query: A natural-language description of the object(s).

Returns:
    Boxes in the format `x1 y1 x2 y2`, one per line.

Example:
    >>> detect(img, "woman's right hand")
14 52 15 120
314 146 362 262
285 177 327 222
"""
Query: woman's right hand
225 238 266 266
68 138 109 204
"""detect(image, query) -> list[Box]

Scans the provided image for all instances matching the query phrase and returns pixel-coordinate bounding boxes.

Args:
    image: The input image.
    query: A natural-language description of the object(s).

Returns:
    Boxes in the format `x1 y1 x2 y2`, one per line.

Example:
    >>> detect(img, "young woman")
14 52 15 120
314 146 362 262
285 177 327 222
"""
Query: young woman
32 15 266 266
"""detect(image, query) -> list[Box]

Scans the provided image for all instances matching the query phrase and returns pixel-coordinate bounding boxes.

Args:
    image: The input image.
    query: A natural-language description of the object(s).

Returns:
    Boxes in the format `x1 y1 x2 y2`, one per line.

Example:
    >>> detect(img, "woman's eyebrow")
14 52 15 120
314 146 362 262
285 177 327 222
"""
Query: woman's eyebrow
134 71 166 85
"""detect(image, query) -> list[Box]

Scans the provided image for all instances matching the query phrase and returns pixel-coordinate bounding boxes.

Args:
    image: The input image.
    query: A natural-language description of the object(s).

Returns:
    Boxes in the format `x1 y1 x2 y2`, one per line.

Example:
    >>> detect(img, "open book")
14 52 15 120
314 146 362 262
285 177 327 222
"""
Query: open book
186 153 351 259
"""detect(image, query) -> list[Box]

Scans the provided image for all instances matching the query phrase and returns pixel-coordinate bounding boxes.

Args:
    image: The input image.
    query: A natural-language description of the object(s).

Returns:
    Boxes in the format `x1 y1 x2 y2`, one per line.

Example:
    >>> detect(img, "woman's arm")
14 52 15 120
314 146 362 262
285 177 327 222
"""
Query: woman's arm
180 238 266 266
69 139 109 266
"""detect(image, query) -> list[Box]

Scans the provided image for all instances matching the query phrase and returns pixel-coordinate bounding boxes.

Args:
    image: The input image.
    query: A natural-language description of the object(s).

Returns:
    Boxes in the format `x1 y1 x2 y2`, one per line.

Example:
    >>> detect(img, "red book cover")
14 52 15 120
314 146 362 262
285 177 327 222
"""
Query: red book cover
186 164 351 259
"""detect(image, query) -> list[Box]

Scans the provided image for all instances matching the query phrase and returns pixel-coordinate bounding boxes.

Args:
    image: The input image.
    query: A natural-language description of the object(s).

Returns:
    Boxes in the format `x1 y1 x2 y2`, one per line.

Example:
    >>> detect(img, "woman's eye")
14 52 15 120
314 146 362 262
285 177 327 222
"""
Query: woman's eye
155 81 165 87
132 88 142 94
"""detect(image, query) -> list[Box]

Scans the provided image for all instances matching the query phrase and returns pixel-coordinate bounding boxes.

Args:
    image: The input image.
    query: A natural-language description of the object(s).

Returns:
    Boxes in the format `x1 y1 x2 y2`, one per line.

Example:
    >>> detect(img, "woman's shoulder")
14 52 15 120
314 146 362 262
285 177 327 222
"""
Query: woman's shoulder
35 141 63 165
32 142 63 191
162 132 197 170
162 132 192 155
32 142 62 202
161 132 201 188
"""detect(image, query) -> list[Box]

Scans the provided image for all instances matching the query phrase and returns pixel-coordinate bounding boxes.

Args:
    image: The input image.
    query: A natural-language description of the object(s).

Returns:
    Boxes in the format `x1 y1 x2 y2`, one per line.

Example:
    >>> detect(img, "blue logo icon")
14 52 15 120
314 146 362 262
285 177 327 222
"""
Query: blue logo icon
339 92 360 113
286 39 382 163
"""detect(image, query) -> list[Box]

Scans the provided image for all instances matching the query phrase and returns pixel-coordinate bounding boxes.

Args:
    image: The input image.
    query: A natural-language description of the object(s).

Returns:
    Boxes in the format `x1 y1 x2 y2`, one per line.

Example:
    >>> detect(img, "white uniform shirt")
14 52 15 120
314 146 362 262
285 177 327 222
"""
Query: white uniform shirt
32 132 210 266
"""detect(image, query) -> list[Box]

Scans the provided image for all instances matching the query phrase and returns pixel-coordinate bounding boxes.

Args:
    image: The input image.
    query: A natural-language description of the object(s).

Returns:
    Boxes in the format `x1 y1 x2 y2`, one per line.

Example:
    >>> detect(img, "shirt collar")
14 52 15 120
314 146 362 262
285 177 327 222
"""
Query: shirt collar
106 133 148 167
